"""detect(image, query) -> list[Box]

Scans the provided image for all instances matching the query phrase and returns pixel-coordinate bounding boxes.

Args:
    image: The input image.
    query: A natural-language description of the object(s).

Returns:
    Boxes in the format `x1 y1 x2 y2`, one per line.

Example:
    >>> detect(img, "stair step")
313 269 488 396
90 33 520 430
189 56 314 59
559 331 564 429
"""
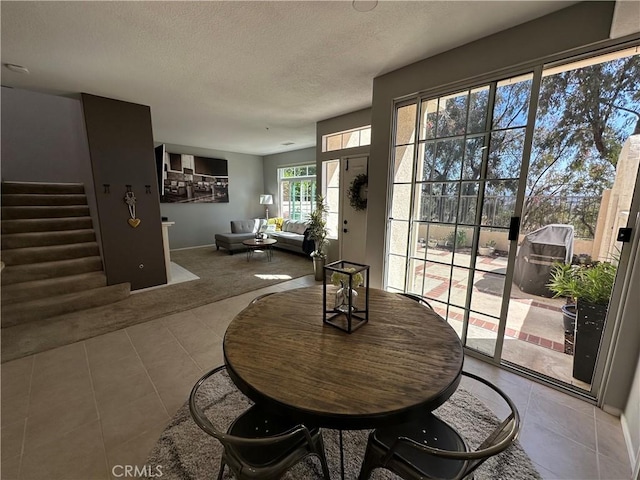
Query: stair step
1 256 103 284
1 217 94 234
1 282 131 327
2 271 107 305
1 229 96 250
2 242 100 266
2 193 88 206
0 182 127 327
1 205 90 220
2 182 85 195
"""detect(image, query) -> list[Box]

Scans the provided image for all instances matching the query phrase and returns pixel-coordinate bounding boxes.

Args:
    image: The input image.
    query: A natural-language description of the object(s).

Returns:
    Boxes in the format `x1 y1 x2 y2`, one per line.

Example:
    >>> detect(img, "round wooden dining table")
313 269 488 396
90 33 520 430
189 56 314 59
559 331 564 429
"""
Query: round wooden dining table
223 285 464 431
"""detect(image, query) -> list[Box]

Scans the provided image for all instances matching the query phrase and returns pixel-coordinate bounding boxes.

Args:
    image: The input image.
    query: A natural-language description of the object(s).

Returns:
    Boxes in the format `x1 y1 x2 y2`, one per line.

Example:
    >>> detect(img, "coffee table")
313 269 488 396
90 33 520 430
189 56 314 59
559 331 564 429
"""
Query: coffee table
242 237 277 262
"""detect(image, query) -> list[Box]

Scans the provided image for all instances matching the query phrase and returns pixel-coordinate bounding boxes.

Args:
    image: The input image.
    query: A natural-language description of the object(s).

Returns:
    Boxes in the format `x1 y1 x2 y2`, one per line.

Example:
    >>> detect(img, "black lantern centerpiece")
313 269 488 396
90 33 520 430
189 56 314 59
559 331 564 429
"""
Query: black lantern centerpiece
323 260 369 333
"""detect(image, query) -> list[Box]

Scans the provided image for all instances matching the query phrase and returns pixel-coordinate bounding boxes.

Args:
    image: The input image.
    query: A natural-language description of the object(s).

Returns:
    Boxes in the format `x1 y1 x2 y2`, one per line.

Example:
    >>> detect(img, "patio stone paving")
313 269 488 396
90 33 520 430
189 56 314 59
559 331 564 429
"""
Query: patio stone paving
409 247 587 388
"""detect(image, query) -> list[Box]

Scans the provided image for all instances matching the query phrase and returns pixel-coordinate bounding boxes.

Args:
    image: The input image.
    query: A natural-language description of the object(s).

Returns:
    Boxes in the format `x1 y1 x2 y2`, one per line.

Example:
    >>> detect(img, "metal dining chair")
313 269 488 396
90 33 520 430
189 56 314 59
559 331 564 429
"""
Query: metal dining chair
189 365 331 480
357 371 521 480
399 292 434 311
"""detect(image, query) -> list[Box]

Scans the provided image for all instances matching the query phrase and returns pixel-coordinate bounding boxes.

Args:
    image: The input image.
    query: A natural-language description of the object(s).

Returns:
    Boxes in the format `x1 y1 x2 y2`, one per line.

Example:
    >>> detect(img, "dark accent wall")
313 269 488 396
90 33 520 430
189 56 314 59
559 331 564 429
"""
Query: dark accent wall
82 94 166 290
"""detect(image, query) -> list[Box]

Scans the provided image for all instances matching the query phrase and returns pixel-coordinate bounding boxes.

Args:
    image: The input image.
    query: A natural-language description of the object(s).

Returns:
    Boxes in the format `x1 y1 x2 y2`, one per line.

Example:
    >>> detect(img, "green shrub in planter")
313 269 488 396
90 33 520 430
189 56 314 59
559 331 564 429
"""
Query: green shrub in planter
547 260 616 306
307 195 329 281
445 230 467 250
547 259 617 383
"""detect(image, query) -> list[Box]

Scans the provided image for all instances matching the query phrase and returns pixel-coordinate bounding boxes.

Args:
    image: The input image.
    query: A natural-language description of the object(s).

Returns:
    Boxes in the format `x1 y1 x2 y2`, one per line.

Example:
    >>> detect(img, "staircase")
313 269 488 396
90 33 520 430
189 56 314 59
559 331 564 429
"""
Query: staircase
1 181 130 327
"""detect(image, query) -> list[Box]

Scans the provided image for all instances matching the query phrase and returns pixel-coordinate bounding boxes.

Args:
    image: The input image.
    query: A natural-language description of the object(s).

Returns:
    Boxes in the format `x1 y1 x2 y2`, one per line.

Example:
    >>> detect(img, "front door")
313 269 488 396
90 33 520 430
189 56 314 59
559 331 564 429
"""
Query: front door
340 156 368 264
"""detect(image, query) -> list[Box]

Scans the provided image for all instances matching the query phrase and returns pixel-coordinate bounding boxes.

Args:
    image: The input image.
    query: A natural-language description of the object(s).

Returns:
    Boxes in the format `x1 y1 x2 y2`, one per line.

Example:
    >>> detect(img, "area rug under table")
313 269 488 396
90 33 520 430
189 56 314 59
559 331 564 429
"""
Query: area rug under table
146 370 541 480
1 247 313 362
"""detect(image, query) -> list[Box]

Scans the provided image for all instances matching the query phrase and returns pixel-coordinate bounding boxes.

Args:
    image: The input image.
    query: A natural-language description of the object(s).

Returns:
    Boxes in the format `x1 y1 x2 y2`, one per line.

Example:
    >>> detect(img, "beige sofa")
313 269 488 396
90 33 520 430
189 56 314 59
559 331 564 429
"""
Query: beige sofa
269 219 309 254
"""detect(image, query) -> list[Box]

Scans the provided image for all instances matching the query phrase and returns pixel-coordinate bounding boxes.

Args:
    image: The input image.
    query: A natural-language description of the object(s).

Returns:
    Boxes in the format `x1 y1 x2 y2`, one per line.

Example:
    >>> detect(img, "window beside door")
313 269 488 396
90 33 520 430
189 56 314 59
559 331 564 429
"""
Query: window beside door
322 160 340 238
278 165 316 221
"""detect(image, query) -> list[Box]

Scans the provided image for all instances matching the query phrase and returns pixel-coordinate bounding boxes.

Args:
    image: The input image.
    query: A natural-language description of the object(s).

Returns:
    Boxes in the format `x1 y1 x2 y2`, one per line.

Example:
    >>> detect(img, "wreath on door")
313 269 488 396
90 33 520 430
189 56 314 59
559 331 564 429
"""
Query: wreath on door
348 173 368 211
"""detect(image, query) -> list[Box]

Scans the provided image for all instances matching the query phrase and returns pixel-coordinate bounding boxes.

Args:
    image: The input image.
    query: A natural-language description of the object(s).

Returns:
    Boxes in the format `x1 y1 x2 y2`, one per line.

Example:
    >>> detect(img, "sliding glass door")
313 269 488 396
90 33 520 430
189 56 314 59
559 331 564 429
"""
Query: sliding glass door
385 45 640 394
387 73 534 359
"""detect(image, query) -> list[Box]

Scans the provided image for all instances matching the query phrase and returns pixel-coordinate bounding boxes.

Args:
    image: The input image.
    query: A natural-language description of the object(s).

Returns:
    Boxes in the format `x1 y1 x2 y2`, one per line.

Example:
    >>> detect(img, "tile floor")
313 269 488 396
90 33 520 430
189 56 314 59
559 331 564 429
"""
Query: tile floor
0 274 633 480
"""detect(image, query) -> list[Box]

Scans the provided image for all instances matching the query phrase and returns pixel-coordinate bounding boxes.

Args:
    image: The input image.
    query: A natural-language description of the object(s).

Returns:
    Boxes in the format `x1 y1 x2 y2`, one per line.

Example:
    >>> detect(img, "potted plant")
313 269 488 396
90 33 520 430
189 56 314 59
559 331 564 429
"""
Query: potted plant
445 230 467 251
547 259 617 383
478 240 496 256
547 262 577 333
307 195 329 281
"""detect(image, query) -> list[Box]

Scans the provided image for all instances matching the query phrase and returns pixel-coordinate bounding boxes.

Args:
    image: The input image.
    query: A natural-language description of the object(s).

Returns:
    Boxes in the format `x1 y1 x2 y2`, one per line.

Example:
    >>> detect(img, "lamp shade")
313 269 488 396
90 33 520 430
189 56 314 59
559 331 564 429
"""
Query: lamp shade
259 194 273 205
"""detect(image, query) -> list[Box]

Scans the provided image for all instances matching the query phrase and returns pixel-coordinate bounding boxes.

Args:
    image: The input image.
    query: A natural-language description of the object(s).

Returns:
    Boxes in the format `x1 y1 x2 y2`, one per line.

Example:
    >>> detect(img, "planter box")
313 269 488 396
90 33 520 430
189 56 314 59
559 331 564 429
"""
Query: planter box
562 303 576 333
572 299 608 384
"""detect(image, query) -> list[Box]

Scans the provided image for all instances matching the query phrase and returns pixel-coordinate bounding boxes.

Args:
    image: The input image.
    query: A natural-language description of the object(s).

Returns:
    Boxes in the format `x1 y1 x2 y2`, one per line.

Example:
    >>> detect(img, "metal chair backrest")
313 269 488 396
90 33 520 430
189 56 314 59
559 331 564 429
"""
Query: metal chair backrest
399 292 435 311
359 370 521 480
189 365 330 479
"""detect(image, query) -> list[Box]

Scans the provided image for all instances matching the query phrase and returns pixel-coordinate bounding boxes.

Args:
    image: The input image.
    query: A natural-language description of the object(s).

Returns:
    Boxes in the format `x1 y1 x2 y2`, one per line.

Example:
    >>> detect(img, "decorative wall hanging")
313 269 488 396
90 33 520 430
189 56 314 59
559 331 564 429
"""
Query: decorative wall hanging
124 190 141 228
155 145 229 204
347 173 368 211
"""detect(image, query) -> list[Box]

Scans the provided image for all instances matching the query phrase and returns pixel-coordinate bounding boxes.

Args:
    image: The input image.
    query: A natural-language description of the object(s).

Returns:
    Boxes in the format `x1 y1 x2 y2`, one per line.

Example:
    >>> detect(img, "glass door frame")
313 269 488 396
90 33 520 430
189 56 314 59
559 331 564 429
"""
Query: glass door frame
490 64 543 365
386 68 543 363
383 43 640 401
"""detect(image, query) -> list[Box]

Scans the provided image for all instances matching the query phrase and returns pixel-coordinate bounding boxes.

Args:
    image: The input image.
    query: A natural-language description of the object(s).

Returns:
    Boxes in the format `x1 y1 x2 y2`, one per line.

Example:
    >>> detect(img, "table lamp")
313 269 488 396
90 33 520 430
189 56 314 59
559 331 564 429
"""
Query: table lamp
259 194 273 219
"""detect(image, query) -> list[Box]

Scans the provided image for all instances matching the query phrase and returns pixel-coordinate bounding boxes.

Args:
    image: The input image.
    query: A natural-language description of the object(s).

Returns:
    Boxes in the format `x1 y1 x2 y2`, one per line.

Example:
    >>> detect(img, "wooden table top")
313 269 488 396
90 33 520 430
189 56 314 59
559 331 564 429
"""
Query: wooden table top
241 238 277 247
223 286 464 429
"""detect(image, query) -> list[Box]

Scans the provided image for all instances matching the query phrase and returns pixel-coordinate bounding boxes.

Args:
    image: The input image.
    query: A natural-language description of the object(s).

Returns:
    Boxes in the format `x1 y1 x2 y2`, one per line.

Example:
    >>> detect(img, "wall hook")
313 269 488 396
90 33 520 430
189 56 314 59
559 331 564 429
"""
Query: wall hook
103 184 110 194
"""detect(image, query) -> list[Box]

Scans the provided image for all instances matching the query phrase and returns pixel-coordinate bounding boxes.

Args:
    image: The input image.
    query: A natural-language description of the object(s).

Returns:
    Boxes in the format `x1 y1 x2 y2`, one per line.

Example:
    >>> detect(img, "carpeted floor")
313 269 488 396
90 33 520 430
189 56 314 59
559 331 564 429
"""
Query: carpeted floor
147 368 541 480
1 247 313 363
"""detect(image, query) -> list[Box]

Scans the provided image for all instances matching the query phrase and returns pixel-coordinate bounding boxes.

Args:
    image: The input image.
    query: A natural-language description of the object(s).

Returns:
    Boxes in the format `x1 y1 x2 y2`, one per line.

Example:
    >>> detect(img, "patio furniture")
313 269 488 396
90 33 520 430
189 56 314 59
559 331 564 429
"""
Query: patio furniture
514 224 574 297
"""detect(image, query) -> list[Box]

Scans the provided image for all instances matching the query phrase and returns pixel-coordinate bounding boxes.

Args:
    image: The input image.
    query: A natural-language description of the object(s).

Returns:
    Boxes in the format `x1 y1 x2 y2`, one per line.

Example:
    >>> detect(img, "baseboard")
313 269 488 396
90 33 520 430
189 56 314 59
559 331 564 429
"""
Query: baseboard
602 404 623 416
170 243 216 252
621 412 639 474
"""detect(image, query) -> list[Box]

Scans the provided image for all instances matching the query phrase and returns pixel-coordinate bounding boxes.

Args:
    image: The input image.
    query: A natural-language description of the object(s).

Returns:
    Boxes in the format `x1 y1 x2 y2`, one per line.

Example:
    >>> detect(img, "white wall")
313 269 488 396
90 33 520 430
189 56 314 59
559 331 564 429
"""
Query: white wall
159 143 264 249
1 87 93 185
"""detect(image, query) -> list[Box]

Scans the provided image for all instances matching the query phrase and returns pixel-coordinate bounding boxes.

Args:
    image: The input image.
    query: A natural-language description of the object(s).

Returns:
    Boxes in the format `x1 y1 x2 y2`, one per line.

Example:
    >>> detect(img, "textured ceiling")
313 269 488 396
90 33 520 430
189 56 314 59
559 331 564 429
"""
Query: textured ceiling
1 1 578 156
